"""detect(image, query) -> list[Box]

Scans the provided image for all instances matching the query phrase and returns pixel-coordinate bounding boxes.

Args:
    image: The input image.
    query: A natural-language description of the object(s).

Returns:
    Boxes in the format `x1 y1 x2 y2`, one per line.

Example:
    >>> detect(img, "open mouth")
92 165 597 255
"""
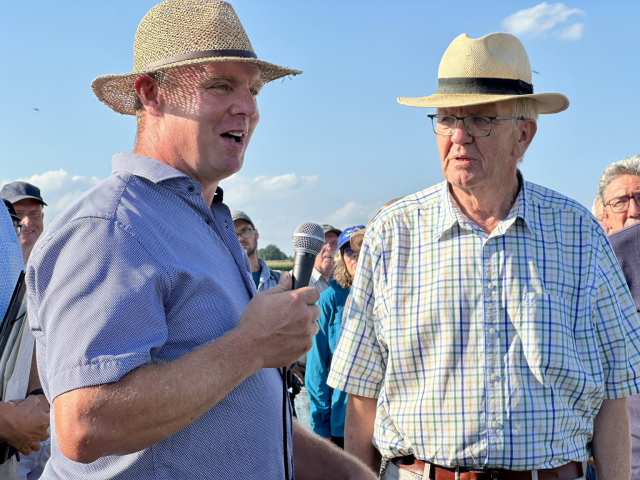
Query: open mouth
220 131 245 144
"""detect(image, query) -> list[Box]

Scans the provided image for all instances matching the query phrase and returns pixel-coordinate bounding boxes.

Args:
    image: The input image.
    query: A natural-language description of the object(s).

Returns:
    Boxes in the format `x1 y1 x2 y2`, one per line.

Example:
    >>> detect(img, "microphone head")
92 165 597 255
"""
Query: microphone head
292 222 325 255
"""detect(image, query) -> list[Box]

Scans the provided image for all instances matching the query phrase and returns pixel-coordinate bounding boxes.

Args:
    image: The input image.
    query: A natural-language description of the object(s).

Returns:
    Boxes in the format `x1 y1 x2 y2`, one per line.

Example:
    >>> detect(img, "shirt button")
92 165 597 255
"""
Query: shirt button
490 373 500 382
489 328 496 334
487 282 495 290
187 185 195 193
492 421 503 429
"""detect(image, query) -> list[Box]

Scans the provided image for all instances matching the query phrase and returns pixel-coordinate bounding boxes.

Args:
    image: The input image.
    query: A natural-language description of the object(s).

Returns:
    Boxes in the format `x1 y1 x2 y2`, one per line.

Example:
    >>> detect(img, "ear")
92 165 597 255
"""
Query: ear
255 229 259 240
134 74 164 118
511 118 537 160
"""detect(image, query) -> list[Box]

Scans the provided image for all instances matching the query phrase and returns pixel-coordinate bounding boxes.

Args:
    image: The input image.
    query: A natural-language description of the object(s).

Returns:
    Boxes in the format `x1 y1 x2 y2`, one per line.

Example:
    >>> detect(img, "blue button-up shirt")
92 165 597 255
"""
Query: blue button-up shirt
28 153 292 479
0 207 22 323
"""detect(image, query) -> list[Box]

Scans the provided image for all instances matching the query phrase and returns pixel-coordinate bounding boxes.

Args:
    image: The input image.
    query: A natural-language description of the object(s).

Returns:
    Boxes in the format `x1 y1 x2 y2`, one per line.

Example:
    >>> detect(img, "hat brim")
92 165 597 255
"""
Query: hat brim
92 56 302 115
6 195 47 206
397 92 569 114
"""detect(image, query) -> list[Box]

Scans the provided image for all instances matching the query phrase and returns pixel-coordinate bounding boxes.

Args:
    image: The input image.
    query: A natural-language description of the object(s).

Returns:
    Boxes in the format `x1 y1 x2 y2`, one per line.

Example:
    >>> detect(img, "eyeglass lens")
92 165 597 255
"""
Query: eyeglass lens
608 193 640 213
431 115 493 137
236 227 253 239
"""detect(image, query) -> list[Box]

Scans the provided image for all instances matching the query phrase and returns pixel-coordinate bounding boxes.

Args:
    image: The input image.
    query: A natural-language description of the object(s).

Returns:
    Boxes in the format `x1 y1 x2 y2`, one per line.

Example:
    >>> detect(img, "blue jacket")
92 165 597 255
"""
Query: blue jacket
306 279 349 437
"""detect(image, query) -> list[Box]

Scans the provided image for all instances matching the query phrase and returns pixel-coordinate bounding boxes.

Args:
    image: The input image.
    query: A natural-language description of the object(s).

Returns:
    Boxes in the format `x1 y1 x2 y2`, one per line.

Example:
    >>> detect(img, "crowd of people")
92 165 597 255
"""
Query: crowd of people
2 1 640 479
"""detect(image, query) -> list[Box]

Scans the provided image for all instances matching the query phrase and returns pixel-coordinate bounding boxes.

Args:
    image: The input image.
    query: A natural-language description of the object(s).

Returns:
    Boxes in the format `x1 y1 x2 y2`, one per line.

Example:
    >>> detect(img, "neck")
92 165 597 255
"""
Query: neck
22 246 32 265
316 266 331 280
248 253 260 272
449 173 520 234
134 138 219 206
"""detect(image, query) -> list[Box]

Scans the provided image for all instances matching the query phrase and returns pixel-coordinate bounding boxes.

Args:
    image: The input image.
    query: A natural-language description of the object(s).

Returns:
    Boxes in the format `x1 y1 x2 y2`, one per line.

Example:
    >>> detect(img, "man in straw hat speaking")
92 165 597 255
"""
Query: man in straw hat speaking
328 32 640 480
25 1 376 479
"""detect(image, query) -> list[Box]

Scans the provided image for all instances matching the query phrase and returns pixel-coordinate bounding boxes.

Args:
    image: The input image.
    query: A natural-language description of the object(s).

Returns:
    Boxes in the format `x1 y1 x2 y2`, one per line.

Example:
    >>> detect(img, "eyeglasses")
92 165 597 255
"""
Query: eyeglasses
324 240 338 250
341 247 359 259
605 193 640 214
427 114 525 137
235 226 254 239
12 220 21 237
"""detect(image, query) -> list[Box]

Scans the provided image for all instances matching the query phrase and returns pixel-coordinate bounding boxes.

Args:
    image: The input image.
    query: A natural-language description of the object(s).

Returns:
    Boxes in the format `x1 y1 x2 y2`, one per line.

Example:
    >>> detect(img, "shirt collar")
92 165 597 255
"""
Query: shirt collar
111 152 224 203
433 170 536 240
258 258 271 281
311 268 326 283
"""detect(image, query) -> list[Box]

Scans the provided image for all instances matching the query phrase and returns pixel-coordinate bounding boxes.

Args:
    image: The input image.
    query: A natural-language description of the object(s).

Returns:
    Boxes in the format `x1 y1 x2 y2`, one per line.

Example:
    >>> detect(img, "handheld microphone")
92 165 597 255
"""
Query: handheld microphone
291 222 325 290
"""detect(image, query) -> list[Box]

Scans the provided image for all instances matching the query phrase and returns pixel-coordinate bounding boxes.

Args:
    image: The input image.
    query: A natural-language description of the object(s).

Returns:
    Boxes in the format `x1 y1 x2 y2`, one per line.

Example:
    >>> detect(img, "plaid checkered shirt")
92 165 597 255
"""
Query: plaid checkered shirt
327 176 640 470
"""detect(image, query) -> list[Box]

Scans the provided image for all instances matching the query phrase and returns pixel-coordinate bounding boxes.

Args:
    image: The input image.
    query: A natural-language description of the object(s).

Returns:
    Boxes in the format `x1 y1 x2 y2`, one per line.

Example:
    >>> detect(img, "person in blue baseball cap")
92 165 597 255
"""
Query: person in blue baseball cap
306 224 365 449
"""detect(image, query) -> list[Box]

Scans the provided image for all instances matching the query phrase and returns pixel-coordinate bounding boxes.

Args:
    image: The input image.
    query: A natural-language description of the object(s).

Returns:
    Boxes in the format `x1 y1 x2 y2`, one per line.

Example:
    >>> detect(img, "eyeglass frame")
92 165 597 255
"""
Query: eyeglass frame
427 114 525 137
235 226 255 239
12 220 21 237
604 193 640 214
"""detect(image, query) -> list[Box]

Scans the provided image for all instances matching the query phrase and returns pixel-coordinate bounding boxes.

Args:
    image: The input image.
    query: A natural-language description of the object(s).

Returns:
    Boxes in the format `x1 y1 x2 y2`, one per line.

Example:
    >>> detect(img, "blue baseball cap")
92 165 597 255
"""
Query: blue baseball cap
338 225 365 250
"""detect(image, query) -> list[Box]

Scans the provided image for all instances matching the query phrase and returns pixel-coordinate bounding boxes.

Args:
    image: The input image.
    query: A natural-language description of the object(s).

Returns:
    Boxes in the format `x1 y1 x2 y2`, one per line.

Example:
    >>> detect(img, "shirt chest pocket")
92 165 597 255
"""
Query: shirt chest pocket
513 293 597 402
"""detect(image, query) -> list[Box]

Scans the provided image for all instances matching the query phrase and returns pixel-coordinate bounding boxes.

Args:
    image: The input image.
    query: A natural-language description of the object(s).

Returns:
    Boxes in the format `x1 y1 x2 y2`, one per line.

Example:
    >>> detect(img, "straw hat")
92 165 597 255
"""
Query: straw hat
397 32 568 114
92 0 302 115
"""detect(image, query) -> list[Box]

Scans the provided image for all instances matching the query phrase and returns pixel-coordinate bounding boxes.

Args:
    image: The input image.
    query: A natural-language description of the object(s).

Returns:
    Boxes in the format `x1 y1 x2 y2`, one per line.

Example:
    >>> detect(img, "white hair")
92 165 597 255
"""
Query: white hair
598 154 640 200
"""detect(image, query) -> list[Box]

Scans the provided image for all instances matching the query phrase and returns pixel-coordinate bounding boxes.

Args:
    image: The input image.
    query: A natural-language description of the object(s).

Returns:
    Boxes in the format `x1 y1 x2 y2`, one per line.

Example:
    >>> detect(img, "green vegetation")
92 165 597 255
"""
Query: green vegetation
257 244 290 261
265 260 293 272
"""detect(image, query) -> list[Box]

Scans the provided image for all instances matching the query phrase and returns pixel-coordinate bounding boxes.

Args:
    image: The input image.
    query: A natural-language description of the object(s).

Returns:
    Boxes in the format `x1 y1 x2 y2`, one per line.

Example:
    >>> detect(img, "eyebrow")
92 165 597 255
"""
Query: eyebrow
202 72 263 91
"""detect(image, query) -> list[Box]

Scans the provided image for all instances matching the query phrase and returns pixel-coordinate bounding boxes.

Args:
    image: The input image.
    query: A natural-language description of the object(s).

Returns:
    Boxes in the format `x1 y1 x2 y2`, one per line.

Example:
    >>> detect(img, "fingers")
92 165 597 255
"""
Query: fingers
277 271 292 289
292 286 320 306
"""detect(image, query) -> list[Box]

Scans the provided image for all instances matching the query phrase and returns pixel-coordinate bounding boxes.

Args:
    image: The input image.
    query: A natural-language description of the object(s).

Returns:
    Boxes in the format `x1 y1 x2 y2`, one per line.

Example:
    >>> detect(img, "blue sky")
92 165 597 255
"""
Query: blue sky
1 0 638 254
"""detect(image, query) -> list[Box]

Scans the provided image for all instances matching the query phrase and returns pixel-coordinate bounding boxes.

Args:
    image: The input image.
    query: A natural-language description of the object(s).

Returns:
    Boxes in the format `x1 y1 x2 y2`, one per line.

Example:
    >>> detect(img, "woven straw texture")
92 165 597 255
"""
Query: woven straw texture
397 33 569 114
92 0 301 115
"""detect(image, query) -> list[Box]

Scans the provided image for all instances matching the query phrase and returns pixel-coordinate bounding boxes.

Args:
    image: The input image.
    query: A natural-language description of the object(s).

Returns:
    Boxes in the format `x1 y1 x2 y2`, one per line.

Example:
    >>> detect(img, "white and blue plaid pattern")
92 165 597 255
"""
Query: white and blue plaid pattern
328 177 640 470
28 153 292 479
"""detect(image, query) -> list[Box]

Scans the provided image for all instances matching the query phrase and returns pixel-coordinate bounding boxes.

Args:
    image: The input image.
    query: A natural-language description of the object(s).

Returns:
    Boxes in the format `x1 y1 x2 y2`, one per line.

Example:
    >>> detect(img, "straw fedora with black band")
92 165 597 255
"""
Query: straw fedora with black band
397 32 569 114
92 0 301 115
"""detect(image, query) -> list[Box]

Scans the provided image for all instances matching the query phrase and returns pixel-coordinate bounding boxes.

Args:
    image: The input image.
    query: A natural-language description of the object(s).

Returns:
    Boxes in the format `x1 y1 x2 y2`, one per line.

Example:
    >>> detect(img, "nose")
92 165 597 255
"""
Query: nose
629 197 640 218
230 88 258 118
450 119 473 144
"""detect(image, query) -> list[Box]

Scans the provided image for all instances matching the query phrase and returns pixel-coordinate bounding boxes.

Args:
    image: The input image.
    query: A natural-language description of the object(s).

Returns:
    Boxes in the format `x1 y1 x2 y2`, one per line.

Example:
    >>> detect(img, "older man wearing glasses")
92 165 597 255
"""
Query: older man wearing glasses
598 154 640 234
328 32 640 480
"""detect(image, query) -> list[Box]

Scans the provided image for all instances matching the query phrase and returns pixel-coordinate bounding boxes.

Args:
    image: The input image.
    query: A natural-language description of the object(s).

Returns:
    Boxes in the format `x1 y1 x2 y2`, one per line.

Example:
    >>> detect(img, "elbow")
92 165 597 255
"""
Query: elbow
56 425 103 464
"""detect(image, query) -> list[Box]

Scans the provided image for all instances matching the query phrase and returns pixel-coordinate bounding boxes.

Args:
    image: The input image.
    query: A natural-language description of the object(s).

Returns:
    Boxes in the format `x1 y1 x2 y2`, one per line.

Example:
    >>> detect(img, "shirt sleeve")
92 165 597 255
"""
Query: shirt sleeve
27 217 171 401
0 208 23 318
327 227 387 398
592 233 640 399
306 290 335 437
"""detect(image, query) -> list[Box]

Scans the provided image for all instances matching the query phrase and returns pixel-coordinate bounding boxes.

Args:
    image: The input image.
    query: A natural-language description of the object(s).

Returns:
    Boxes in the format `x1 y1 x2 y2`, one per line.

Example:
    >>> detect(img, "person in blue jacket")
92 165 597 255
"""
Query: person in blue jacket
306 224 365 449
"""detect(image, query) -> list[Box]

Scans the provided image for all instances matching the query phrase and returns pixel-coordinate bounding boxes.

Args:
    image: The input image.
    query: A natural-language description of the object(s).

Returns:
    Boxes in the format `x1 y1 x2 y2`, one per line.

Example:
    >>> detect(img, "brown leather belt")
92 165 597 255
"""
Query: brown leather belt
391 456 583 480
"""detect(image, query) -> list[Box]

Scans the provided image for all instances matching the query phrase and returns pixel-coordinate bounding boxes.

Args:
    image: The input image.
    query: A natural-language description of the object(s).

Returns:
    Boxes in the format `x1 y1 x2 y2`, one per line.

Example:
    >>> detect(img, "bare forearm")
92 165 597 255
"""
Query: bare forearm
55 326 262 462
345 394 380 473
593 397 630 480
293 422 377 480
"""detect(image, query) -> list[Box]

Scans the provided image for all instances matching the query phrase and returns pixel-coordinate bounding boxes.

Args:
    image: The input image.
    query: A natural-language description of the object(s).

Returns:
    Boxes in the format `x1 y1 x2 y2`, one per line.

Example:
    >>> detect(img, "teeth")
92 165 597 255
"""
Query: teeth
227 132 243 137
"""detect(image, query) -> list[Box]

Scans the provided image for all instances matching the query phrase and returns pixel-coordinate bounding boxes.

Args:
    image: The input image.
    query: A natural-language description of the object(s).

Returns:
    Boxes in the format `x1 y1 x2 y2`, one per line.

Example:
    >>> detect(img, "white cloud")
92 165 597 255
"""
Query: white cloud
2 169 102 224
503 2 586 40
327 201 382 228
557 22 585 40
220 172 320 206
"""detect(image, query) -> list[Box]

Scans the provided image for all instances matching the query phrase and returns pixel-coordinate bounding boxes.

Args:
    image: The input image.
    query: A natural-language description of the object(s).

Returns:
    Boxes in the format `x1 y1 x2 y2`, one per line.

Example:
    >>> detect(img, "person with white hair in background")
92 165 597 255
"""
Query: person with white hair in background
591 195 609 235
598 154 640 234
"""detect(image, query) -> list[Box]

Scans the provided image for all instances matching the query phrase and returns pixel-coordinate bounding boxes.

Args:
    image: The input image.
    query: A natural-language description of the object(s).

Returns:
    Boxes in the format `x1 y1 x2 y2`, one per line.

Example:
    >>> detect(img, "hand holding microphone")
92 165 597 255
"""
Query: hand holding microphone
236 222 324 369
